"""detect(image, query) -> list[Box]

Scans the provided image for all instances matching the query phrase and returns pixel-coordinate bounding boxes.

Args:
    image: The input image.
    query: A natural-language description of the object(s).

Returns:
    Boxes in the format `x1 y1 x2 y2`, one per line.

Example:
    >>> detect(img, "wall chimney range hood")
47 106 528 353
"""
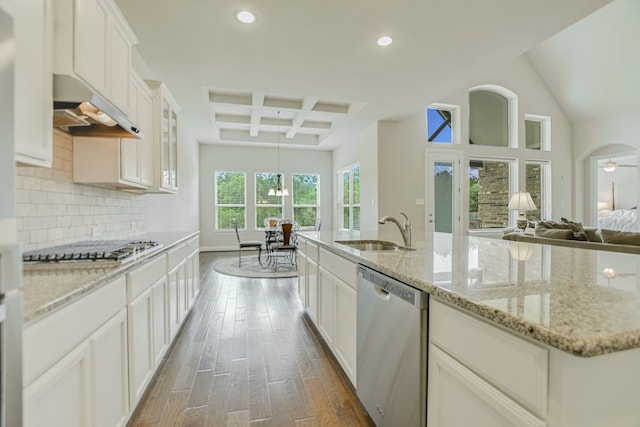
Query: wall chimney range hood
53 75 144 139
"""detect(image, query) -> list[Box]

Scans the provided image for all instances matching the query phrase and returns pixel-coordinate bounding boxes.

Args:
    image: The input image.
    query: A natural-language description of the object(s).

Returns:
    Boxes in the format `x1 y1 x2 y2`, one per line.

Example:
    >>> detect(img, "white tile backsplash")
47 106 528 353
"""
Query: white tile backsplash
17 131 148 250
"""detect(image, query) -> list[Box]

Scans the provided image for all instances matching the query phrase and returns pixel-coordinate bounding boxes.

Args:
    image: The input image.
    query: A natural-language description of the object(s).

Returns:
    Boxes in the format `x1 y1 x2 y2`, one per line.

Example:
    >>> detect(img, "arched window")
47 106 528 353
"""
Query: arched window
469 85 517 148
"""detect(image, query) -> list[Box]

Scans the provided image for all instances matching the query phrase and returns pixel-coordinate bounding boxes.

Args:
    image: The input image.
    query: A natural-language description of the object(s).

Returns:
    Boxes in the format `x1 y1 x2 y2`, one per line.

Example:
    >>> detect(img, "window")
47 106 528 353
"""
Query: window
468 159 515 229
292 173 320 227
525 161 550 221
340 164 360 231
215 172 246 229
255 173 283 228
469 86 517 147
525 115 551 151
426 104 458 144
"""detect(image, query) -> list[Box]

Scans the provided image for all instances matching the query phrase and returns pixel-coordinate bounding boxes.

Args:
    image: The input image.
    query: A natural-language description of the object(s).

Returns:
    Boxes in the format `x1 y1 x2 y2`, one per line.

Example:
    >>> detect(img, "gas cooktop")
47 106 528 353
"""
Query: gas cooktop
23 240 162 267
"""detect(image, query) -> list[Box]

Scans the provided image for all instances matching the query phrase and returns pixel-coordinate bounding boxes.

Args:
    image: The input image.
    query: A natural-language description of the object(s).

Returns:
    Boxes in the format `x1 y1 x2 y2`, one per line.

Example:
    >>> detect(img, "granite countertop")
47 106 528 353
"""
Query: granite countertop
22 231 199 325
300 230 640 357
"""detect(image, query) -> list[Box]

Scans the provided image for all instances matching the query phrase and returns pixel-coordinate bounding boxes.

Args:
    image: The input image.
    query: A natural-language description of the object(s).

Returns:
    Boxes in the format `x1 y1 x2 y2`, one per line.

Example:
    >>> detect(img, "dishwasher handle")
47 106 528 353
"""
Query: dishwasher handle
358 265 427 309
375 286 391 301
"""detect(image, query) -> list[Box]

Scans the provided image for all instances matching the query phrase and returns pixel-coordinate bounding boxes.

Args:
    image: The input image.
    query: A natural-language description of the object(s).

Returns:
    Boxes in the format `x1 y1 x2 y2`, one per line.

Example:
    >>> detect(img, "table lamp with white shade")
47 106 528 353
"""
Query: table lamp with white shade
508 191 537 231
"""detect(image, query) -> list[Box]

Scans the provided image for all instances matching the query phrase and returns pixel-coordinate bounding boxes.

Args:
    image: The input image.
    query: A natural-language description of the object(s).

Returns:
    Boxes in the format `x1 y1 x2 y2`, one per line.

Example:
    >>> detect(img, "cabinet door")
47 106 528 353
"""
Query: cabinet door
307 258 319 323
14 0 53 167
160 98 172 189
298 252 308 307
169 108 178 189
127 287 153 407
138 86 153 186
152 275 169 365
74 0 108 95
92 309 129 427
108 20 130 114
168 262 184 338
177 261 188 322
428 344 546 427
24 341 92 427
318 266 335 345
334 277 356 384
120 138 140 183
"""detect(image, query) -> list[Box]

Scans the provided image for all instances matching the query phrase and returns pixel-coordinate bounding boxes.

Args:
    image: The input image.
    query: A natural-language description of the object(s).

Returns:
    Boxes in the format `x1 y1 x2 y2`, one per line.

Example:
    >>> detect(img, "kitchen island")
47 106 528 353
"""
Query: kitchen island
298 230 640 427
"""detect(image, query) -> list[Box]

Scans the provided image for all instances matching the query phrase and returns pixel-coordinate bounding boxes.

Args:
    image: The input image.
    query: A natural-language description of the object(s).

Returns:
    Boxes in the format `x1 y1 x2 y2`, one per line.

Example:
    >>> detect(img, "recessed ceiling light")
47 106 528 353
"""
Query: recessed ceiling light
376 36 394 47
236 10 256 24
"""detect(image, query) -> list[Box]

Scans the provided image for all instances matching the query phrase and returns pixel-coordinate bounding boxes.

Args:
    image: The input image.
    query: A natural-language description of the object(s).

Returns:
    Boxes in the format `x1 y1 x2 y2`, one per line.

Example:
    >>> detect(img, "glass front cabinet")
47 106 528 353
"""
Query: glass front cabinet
147 80 180 193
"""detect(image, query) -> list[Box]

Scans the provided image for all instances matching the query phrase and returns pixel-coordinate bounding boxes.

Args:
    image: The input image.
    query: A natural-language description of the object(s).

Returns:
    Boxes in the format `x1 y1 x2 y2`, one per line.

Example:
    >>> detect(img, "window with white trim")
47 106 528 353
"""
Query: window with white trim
426 103 460 144
292 173 320 228
215 171 246 229
339 164 360 231
255 172 283 228
469 86 517 148
468 158 516 229
525 161 550 221
525 115 551 151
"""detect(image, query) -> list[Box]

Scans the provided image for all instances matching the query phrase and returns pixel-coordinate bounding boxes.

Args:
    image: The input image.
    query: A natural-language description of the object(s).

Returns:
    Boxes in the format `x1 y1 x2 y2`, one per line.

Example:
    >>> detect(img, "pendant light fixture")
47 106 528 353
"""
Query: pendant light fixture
268 111 289 196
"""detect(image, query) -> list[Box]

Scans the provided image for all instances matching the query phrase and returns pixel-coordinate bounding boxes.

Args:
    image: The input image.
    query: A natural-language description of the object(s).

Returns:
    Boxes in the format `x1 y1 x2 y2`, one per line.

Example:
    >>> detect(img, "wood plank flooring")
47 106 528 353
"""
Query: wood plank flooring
127 252 373 427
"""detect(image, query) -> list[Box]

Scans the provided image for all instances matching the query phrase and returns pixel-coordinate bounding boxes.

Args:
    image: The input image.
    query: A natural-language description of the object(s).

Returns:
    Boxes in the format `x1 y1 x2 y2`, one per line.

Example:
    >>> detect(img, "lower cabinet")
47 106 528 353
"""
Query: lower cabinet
24 234 200 427
23 277 128 427
307 257 319 323
297 250 307 307
300 246 357 386
428 299 547 427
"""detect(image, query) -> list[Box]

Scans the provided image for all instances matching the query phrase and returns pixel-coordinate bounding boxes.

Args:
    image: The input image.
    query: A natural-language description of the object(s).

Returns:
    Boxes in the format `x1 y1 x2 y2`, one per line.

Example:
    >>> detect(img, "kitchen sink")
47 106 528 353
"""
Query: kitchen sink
334 240 416 251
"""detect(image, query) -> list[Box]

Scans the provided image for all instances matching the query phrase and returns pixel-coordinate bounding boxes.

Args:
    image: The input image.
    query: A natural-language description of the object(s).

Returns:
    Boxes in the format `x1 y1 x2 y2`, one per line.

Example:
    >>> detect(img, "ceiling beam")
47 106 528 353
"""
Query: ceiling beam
250 92 265 137
287 97 318 139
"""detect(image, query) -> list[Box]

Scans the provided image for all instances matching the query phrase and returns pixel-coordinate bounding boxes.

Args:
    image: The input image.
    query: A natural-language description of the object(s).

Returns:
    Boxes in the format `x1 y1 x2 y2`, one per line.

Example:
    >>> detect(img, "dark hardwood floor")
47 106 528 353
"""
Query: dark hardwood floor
127 252 372 427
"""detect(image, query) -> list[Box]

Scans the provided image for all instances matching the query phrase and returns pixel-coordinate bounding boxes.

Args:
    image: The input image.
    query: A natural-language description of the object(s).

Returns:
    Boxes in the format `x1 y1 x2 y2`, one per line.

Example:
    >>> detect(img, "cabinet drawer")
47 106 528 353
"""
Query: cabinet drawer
24 277 126 387
319 248 356 289
167 243 187 270
306 241 319 263
429 299 548 418
127 254 166 301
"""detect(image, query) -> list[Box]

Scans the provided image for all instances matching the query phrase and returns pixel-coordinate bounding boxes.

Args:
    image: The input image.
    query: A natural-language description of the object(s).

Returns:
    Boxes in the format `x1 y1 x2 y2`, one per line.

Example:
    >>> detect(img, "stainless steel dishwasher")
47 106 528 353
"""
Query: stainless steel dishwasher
356 264 428 427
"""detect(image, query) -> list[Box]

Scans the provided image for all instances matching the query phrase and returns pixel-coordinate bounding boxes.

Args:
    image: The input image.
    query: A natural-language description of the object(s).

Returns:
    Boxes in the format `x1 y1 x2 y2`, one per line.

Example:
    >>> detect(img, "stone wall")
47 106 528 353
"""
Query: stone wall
477 161 510 228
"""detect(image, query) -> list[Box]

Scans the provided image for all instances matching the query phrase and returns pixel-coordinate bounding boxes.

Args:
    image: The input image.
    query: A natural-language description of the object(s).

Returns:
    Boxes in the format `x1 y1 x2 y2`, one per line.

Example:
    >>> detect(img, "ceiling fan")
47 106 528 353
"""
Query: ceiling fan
599 158 637 172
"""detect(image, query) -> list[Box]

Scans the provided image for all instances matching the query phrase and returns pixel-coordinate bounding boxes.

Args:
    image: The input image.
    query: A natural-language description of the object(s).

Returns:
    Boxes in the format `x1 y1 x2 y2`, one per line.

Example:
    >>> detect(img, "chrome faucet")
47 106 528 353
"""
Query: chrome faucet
378 212 412 247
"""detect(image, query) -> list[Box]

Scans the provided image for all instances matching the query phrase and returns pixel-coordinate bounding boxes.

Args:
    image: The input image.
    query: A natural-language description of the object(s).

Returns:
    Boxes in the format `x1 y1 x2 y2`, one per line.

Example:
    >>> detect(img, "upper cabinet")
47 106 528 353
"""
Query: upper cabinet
53 0 136 115
13 0 54 167
146 80 180 193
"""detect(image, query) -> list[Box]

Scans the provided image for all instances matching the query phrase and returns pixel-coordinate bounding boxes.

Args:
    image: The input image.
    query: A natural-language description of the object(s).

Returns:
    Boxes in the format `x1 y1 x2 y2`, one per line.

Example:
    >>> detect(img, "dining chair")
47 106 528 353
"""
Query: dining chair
314 218 322 231
263 217 281 264
271 219 299 271
232 217 263 267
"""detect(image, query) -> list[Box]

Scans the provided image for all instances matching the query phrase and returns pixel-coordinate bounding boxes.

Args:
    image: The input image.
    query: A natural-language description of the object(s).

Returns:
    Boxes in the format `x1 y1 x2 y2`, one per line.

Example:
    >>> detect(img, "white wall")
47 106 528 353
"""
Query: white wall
331 122 379 231
199 144 332 250
377 54 574 241
144 121 199 232
573 112 640 225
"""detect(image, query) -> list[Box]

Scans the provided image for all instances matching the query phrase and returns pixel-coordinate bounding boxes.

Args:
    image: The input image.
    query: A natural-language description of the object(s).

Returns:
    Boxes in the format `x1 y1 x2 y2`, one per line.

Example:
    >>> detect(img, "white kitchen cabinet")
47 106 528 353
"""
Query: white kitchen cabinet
318 265 335 346
126 254 168 408
333 277 357 383
428 343 546 427
317 247 357 385
53 0 136 114
24 340 92 427
146 80 180 193
23 277 129 427
91 310 130 427
307 257 319 324
13 0 54 167
186 235 200 307
72 135 150 190
127 287 153 408
121 71 153 187
298 250 308 307
167 243 188 338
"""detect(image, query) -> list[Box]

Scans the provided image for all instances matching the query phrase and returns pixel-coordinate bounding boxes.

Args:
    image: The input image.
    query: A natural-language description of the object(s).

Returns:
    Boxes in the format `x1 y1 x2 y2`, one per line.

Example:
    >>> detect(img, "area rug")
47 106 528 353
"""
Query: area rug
213 255 298 278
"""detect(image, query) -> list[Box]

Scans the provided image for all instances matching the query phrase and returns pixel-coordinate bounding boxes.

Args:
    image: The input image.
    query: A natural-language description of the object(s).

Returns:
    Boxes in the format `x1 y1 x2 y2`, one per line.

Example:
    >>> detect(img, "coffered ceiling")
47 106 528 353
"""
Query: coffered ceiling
116 0 612 149
206 90 365 146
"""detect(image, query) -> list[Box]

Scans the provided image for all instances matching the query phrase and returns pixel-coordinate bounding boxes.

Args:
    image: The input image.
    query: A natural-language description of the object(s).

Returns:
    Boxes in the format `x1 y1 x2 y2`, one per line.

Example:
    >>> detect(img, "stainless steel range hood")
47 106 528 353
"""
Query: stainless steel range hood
53 75 144 139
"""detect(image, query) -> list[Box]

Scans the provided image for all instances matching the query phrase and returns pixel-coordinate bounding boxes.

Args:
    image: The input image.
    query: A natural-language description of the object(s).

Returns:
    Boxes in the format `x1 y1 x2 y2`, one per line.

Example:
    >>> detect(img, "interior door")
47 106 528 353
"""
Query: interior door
426 151 462 236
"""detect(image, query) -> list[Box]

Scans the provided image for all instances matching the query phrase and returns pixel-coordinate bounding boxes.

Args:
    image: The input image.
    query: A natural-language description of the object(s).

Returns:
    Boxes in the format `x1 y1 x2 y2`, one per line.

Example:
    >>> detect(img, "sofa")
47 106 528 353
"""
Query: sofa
502 218 640 255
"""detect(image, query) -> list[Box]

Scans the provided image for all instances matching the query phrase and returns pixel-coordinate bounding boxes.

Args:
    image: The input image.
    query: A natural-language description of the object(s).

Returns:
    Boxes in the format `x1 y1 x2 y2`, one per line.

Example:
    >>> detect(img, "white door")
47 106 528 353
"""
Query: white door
426 151 462 235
